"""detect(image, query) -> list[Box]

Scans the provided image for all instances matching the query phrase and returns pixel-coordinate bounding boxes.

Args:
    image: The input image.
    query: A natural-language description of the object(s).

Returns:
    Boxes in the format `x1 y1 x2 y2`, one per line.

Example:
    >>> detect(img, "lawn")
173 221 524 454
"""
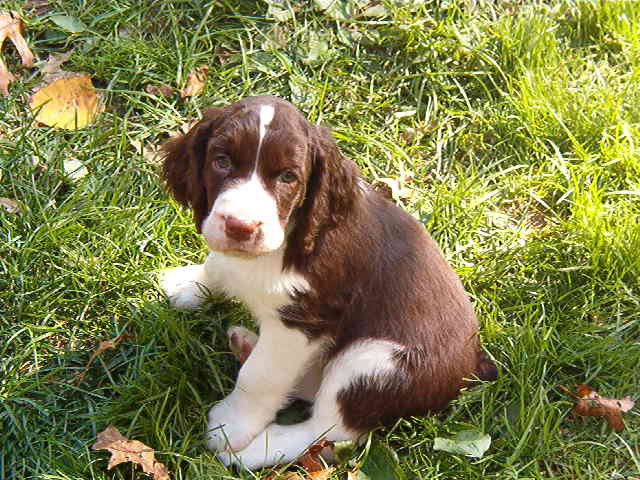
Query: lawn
1 0 639 479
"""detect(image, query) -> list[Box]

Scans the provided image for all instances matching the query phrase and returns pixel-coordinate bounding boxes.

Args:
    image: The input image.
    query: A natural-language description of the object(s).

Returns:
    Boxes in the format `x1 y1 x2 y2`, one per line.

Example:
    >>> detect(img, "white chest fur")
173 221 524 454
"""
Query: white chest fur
204 249 309 323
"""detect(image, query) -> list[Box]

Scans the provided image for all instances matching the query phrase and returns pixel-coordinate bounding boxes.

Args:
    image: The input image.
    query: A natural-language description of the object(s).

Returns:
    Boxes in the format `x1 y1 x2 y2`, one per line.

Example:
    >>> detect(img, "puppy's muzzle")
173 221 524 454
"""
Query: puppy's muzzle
224 216 262 242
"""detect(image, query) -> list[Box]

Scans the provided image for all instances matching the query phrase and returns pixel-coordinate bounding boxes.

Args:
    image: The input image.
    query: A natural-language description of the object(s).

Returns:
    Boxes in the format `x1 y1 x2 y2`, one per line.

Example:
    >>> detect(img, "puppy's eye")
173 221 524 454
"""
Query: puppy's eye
214 154 231 170
279 170 297 184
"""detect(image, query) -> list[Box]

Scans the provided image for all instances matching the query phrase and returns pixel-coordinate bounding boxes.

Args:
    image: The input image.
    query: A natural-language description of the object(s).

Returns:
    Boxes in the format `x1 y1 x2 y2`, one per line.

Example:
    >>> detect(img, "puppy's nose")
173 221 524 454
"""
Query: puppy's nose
224 216 260 242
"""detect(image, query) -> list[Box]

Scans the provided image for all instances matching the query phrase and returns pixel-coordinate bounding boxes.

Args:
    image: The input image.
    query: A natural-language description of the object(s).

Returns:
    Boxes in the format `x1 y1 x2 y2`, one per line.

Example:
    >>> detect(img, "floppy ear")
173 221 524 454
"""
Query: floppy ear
287 125 360 262
161 108 224 231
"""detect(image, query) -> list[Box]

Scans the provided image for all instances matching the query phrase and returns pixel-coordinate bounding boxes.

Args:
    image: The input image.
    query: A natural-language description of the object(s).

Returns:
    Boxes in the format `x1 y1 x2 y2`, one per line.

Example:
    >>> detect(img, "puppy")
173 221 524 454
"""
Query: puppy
160 96 496 469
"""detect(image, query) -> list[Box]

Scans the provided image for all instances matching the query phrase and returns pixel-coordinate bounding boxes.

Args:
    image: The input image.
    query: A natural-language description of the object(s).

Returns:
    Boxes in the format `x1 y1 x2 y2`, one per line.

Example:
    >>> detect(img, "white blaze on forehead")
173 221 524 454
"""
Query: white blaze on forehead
259 104 275 142
255 104 275 168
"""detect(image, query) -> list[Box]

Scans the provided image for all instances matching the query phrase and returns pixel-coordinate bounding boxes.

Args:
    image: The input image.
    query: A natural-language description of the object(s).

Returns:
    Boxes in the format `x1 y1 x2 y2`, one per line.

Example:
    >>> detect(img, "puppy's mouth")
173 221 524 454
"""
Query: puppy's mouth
216 247 262 259
206 238 281 258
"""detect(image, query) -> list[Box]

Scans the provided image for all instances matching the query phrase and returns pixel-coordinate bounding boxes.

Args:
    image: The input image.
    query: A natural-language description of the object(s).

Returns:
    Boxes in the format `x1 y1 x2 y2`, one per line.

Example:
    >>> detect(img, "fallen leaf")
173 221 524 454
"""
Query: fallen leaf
357 440 405 480
131 139 162 164
264 472 304 480
0 197 20 213
63 158 88 181
433 429 491 458
309 467 335 480
146 84 174 98
297 440 333 473
73 333 128 382
50 14 87 33
180 66 209 98
562 384 635 432
89 334 127 366
29 72 104 129
24 0 55 17
375 168 414 202
0 11 36 96
265 0 295 22
215 46 233 65
41 50 74 75
92 425 170 480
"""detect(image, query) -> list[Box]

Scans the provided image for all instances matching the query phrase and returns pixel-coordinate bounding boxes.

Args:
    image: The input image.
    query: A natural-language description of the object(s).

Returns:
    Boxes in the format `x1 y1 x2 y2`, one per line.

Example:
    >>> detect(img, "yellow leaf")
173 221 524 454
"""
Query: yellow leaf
29 73 104 129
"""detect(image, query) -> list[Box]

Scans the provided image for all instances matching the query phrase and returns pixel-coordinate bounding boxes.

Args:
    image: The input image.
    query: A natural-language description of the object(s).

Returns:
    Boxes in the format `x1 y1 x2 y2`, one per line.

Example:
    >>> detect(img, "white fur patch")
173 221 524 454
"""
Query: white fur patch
255 104 275 168
201 173 285 253
258 104 275 144
204 249 308 317
321 339 400 395
159 264 215 309
218 339 401 469
163 249 320 455
208 317 325 453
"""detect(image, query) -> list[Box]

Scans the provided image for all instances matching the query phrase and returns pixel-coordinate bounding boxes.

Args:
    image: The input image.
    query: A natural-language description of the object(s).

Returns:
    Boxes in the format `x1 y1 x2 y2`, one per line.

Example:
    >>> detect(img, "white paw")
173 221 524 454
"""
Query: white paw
206 398 268 453
215 429 284 470
215 423 315 470
159 264 210 309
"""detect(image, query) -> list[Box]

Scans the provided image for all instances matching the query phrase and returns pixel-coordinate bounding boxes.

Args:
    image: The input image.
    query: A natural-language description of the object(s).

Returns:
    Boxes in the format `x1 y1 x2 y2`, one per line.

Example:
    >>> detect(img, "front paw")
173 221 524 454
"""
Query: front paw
207 399 267 453
159 264 209 309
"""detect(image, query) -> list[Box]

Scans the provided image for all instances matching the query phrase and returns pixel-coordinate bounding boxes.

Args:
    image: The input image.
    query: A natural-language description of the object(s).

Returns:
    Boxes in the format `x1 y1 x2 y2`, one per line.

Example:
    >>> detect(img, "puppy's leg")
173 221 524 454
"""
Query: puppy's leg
219 339 400 469
208 321 325 453
227 325 322 402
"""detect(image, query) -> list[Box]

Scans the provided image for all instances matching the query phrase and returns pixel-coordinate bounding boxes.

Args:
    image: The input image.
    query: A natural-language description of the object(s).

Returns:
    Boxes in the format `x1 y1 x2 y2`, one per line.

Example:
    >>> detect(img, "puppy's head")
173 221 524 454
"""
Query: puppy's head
162 96 359 258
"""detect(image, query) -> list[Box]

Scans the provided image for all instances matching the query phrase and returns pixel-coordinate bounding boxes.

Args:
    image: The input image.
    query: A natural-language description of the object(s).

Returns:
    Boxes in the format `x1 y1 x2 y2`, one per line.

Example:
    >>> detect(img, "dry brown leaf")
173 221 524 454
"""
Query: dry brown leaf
146 84 174 98
24 0 54 16
215 46 233 65
261 441 335 480
264 473 304 480
89 334 127 363
0 11 35 96
562 384 635 432
309 467 335 480
73 333 128 383
374 168 414 202
297 440 333 473
0 197 20 213
131 139 162 164
180 65 209 98
29 72 104 129
264 473 305 480
263 468 334 480
92 425 170 480
41 50 74 75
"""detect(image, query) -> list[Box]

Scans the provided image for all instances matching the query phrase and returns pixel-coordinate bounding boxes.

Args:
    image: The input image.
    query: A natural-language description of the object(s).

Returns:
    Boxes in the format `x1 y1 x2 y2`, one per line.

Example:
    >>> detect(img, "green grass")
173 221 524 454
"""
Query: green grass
1 0 639 478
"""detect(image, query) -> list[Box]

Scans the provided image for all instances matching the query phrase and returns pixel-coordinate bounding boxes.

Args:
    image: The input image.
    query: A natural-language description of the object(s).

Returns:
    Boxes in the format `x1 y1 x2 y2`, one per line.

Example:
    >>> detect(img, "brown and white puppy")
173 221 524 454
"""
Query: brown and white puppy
160 95 496 469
